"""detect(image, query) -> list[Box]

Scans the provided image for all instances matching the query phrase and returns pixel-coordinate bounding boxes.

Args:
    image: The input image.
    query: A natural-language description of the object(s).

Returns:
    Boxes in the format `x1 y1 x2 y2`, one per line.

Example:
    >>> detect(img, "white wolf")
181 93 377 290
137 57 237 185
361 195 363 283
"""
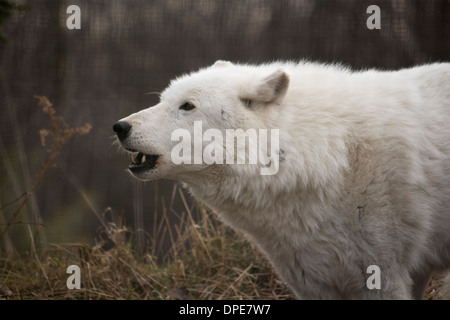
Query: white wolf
113 60 450 299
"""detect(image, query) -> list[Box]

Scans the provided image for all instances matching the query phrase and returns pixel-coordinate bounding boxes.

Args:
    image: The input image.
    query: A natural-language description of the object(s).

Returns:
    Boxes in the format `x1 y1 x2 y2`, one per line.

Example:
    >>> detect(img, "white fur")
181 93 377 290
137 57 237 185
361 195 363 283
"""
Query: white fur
116 61 450 299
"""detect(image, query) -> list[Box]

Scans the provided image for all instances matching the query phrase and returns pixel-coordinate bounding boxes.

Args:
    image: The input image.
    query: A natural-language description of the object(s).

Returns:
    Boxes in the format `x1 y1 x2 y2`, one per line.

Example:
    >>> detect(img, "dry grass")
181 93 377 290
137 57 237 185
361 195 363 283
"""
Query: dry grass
0 96 91 244
1 211 447 299
0 204 294 300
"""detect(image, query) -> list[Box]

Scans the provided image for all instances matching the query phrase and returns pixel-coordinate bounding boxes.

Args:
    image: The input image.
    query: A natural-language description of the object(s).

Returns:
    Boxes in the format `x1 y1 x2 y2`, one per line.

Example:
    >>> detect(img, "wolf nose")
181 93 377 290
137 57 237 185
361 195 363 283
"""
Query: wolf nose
113 121 132 140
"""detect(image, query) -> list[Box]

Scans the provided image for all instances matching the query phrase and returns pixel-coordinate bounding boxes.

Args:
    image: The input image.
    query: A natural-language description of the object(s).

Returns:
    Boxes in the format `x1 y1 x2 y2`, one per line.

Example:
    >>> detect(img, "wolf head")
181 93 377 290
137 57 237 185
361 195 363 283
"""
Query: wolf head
113 61 289 182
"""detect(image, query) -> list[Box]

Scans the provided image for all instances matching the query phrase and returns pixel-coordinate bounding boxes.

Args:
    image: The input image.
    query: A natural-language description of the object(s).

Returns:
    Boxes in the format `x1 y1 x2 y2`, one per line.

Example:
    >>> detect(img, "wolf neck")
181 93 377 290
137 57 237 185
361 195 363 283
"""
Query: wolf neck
182 161 343 242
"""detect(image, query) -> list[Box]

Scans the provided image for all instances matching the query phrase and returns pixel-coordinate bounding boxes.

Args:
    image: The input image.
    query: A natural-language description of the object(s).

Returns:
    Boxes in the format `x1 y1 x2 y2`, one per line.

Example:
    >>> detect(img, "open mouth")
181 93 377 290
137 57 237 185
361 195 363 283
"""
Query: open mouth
128 152 160 173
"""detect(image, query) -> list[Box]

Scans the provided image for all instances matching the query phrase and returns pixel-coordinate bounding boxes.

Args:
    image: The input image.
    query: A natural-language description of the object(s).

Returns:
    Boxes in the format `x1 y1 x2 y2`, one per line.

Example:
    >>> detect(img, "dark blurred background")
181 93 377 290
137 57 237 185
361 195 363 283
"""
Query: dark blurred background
1 0 449 255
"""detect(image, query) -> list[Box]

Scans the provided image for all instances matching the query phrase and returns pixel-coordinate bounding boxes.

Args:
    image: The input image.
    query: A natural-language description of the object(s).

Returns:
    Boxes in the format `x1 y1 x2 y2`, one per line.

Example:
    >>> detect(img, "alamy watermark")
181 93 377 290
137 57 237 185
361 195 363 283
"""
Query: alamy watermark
66 5 380 31
171 121 280 176
366 5 381 30
66 265 81 289
66 5 81 30
64 263 381 291
366 265 381 290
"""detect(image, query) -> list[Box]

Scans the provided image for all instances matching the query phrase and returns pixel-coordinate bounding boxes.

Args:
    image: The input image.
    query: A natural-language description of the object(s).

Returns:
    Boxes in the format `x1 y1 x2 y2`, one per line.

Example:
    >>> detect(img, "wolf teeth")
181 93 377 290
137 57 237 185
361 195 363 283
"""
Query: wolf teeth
131 154 137 164
131 152 148 165
131 153 141 165
128 154 160 172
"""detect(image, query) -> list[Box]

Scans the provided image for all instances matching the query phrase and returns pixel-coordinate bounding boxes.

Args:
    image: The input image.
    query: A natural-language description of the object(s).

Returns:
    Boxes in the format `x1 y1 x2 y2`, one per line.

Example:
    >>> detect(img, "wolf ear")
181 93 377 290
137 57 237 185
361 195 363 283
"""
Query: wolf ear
213 60 233 68
243 69 289 105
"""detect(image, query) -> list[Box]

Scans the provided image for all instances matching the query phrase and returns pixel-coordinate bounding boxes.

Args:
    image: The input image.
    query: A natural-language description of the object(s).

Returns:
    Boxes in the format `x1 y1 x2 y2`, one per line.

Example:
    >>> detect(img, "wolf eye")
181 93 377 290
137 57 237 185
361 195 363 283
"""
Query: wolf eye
241 99 253 109
179 102 196 111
